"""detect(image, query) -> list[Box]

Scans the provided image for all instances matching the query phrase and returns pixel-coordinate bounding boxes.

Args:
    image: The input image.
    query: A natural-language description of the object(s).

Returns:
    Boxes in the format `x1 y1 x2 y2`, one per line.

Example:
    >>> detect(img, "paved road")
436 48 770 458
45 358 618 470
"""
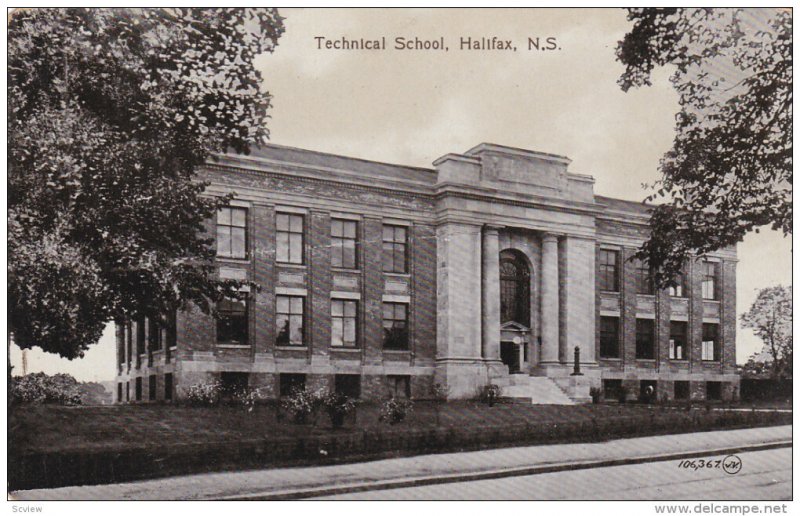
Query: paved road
318 448 791 500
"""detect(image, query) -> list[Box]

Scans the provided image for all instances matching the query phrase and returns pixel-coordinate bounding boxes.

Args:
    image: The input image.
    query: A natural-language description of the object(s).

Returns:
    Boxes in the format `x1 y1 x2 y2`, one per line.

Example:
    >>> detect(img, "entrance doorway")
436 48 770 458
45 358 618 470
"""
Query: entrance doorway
500 342 521 374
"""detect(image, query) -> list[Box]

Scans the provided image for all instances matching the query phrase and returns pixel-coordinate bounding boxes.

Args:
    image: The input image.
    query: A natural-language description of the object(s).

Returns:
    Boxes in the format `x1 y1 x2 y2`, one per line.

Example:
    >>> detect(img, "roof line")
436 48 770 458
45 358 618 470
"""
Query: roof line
232 142 437 174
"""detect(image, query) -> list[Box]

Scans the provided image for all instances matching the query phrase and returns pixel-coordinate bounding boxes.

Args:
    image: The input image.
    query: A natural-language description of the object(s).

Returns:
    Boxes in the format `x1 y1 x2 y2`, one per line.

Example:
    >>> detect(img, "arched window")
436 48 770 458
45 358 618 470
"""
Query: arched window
500 250 531 326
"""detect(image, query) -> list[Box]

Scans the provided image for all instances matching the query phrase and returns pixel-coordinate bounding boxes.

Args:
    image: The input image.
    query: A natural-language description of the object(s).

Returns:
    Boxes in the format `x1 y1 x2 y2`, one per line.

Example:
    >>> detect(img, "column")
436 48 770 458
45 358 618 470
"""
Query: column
540 233 560 364
481 225 501 361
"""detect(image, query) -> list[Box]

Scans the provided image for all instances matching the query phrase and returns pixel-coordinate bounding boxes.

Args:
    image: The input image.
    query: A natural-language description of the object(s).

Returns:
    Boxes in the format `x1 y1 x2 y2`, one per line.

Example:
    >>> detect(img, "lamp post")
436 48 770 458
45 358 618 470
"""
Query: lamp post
571 346 583 376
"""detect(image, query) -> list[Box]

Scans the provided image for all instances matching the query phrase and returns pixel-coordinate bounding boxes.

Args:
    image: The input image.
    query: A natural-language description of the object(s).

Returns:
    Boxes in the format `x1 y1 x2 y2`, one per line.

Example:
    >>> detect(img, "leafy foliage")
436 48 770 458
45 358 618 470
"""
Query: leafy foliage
11 373 84 405
8 8 284 358
740 285 792 379
185 380 223 406
378 397 414 425
281 387 326 424
617 8 791 286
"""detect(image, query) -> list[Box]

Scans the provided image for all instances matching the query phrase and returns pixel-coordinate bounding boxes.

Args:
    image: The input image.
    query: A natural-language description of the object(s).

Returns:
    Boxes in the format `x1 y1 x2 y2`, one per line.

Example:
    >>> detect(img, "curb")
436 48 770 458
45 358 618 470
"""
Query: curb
215 440 793 500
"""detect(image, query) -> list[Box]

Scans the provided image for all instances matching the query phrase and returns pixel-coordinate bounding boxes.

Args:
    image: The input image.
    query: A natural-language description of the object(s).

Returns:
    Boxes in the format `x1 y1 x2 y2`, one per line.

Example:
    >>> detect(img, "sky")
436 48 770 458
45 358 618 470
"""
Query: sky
10 8 791 381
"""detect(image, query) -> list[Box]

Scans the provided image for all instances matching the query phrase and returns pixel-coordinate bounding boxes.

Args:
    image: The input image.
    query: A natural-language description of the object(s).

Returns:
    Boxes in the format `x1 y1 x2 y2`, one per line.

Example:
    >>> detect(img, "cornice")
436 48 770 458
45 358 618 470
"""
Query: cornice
203 163 435 203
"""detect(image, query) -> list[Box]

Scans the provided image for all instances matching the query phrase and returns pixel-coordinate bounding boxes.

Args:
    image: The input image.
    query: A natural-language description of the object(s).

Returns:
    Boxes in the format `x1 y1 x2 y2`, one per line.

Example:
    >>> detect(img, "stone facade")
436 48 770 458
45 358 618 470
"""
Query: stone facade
115 142 739 403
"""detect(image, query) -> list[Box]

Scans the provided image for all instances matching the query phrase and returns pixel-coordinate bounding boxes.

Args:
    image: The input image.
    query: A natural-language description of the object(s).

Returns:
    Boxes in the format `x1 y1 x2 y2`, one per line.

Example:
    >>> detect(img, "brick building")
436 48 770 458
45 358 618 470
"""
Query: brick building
114 143 739 404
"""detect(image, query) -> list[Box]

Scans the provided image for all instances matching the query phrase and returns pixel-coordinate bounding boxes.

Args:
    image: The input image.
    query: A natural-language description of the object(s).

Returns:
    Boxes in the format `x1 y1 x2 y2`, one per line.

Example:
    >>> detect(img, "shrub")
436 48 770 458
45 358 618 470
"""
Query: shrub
281 387 325 424
320 391 358 428
480 384 501 406
589 386 602 404
231 386 264 412
11 373 83 405
185 381 222 406
379 397 413 425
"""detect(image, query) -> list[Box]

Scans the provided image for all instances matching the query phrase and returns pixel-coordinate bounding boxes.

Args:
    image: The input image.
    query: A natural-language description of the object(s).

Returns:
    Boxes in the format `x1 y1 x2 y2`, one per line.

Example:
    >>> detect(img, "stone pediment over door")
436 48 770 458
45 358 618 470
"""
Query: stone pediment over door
501 321 530 342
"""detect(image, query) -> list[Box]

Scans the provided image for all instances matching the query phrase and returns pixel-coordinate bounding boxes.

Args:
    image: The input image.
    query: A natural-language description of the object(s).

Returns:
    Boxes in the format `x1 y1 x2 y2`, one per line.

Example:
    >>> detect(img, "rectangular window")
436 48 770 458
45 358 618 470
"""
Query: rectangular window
148 375 157 401
166 310 177 349
669 270 687 297
382 302 409 350
276 295 304 346
602 379 622 400
669 321 688 360
701 260 718 300
217 297 248 345
331 219 358 269
702 323 719 361
388 375 411 399
136 317 146 356
706 381 722 401
634 259 654 295
117 382 123 403
382 225 408 273
276 213 304 264
334 374 361 399
279 373 306 397
148 318 162 351
220 372 249 394
635 318 655 359
598 250 619 292
216 207 247 259
674 381 690 400
599 316 620 359
135 377 142 401
126 323 133 367
164 373 173 401
126 381 130 402
331 299 358 348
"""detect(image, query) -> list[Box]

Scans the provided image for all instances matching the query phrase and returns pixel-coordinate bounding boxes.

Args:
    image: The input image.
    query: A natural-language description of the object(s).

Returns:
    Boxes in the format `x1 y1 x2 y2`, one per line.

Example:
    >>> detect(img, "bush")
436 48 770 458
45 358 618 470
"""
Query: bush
185 381 222 406
480 384 501 406
281 387 325 424
379 397 413 425
231 386 264 412
320 391 358 428
11 373 82 405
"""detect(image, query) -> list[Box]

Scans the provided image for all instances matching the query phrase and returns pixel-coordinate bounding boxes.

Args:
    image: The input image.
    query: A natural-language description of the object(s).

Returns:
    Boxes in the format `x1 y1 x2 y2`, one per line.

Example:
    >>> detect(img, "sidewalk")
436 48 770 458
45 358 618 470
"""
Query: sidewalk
11 425 792 501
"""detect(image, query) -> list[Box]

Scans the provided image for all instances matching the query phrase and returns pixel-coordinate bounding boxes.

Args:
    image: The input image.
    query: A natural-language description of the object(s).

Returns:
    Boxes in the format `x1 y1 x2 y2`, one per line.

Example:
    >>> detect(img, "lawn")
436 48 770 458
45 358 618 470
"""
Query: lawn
11 401 660 454
9 401 791 490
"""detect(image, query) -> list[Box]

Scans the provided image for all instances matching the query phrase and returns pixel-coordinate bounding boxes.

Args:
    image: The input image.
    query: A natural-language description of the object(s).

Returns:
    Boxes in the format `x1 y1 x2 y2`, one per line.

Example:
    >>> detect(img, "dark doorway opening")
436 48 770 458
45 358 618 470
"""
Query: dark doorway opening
500 342 521 374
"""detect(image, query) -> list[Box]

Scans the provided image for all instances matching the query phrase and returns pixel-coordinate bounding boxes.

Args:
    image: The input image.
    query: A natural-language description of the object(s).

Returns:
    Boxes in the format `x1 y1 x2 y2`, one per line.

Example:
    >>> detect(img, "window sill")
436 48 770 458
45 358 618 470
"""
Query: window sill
384 272 411 279
635 358 657 362
383 348 411 354
600 290 620 295
636 293 656 298
276 345 307 351
216 344 251 349
331 347 361 353
669 295 688 299
599 357 622 361
216 256 250 264
669 359 689 363
277 262 306 269
331 267 361 274
702 299 721 304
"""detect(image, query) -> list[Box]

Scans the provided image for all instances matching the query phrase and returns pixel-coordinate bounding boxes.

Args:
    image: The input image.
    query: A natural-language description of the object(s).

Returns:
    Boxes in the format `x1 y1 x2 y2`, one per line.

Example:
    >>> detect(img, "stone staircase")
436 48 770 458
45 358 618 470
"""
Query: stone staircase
492 374 576 405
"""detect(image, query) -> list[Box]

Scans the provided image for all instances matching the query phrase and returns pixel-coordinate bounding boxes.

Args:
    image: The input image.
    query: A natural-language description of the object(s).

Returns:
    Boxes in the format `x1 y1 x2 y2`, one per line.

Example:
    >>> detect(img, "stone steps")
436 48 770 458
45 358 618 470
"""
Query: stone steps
498 375 575 405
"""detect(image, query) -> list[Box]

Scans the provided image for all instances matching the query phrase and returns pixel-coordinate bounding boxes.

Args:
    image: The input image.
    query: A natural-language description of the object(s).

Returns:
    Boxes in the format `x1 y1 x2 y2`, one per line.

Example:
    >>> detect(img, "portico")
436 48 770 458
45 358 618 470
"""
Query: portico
433 143 600 399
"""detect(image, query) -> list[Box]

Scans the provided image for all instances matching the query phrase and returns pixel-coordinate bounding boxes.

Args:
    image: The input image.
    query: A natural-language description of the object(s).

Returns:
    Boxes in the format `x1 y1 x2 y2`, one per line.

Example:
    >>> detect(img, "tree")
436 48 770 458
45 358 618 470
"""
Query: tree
9 9 284 358
740 286 792 379
616 8 791 287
